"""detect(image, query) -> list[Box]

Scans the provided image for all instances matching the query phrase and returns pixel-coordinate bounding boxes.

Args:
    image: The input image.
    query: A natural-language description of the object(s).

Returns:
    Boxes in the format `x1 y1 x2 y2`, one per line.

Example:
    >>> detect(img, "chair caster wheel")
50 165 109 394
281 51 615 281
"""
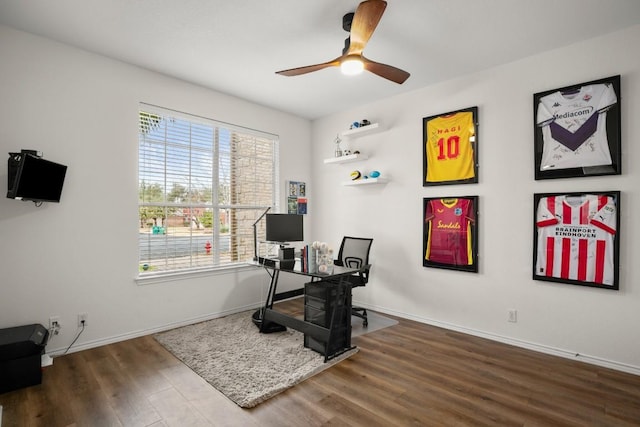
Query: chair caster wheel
363 321 368 327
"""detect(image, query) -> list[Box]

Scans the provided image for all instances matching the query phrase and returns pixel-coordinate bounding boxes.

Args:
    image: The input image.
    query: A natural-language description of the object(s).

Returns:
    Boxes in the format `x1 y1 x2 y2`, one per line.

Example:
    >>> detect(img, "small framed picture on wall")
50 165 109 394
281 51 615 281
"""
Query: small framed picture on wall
533 75 621 180
422 106 479 186
423 196 478 273
533 191 620 290
287 180 307 215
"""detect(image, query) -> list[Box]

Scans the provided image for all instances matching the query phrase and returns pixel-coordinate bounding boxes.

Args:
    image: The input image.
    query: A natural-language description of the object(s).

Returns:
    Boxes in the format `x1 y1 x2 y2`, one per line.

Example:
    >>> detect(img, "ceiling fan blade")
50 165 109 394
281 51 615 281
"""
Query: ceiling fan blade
275 57 343 77
347 0 387 55
362 56 410 84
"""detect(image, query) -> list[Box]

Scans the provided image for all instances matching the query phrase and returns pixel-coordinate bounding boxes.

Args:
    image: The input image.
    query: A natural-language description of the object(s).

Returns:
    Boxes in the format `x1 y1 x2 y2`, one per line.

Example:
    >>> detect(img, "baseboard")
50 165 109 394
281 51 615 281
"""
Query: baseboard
45 303 262 356
43 300 640 377
357 302 640 376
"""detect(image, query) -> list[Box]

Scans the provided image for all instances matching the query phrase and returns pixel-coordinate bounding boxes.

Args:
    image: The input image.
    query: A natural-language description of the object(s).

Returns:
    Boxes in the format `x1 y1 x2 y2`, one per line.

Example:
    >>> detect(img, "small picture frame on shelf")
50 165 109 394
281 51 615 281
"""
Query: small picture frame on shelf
423 196 478 273
423 106 478 187
533 75 621 180
533 191 620 290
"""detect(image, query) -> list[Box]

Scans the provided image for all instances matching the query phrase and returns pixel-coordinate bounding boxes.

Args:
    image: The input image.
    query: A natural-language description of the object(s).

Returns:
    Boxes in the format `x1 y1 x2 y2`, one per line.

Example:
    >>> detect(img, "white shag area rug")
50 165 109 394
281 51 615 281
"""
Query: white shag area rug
154 310 358 408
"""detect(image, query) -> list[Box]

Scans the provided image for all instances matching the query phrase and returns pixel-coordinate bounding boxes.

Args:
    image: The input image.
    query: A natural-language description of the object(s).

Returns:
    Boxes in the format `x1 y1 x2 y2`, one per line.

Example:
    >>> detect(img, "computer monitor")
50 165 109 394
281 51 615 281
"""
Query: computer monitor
265 214 303 243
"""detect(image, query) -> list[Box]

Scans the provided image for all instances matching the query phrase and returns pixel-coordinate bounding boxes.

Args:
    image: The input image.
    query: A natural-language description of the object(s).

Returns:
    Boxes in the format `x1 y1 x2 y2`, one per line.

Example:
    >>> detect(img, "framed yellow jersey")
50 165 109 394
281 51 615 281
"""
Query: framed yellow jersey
423 106 478 186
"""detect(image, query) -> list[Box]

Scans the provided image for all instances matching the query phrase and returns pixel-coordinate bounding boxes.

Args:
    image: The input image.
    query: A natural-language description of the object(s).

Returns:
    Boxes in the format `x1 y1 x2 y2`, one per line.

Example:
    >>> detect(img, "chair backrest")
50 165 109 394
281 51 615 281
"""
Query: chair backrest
336 236 373 282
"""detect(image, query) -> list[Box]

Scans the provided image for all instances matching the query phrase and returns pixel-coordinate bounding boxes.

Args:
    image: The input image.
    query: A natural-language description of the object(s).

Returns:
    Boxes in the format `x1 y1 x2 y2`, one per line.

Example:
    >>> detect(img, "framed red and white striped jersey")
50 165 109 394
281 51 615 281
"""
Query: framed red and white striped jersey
534 192 620 290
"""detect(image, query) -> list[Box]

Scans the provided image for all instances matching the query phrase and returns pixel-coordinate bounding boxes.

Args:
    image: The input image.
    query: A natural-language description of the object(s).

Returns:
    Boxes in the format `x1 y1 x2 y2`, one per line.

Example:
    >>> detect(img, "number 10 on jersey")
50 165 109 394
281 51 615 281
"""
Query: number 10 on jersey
423 106 479 186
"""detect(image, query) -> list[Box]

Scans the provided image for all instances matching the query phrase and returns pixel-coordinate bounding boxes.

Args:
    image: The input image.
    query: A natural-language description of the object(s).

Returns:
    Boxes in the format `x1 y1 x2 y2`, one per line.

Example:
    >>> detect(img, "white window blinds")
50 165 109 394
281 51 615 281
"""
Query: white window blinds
138 105 278 276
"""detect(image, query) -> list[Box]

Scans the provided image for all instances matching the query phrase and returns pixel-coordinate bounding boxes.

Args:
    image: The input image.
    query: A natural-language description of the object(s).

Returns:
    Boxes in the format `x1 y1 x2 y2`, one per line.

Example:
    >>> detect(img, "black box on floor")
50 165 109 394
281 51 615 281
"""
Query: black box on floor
304 325 351 356
0 324 49 394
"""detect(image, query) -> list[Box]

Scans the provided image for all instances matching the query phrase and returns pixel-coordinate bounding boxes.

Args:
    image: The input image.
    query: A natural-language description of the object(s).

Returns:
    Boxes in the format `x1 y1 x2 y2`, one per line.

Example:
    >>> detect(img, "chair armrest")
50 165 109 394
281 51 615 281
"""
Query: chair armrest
356 264 371 284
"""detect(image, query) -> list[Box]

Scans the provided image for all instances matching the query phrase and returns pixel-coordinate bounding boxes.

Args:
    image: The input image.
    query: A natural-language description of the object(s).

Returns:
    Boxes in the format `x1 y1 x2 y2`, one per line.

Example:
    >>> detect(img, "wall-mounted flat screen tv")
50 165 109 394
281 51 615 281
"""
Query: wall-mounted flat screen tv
7 152 68 203
265 213 303 243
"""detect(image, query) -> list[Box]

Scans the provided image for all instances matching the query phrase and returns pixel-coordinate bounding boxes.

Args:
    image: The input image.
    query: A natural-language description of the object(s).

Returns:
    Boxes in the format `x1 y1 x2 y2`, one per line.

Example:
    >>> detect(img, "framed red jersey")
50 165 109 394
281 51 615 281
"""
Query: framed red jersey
533 191 620 290
423 106 479 187
423 196 479 273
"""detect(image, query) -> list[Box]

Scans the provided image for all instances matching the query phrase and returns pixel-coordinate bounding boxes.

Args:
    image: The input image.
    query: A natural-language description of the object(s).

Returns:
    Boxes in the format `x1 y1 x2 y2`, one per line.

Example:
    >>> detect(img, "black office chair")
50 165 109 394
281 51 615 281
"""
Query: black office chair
334 236 373 327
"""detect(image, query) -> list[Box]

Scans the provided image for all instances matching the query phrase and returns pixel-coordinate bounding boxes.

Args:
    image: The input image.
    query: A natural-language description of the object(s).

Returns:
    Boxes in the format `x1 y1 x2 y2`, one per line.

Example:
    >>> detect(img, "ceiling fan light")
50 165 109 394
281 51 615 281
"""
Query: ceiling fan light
341 58 364 75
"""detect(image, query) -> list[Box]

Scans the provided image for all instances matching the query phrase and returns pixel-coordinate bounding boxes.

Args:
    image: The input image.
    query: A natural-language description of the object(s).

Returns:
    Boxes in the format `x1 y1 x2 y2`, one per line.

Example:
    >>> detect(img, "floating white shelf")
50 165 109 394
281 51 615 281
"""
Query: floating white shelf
340 122 383 138
323 153 369 164
342 177 388 186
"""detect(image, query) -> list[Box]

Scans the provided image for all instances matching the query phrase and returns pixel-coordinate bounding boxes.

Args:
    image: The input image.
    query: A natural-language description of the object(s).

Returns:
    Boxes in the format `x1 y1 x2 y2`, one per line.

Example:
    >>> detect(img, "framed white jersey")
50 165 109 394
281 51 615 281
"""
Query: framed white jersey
533 76 621 180
537 83 616 170
533 191 620 290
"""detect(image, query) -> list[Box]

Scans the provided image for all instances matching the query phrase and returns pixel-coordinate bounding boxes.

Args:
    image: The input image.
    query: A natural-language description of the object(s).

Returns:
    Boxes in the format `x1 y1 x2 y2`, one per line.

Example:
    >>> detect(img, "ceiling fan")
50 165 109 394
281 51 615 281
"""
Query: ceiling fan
275 0 410 84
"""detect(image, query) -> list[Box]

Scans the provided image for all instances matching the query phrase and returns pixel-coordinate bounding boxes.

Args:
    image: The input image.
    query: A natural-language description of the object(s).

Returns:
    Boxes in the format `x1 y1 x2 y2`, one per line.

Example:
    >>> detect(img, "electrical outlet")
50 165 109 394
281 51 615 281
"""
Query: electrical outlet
49 316 61 335
78 313 88 327
508 309 518 323
49 316 59 329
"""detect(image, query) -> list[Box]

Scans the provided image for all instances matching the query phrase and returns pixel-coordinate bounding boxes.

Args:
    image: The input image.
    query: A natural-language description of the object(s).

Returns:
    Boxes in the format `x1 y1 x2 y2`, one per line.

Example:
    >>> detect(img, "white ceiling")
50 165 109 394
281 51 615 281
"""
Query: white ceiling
1 0 640 120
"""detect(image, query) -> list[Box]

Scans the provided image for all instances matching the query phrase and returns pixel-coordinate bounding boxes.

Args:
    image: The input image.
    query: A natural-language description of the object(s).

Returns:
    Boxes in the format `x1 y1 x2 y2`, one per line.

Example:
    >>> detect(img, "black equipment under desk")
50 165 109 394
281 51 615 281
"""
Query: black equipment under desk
255 262 360 362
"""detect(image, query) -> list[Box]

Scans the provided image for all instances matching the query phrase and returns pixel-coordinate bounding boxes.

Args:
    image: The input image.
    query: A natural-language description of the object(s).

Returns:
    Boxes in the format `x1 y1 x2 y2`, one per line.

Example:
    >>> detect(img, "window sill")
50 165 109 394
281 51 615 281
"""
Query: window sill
135 263 259 285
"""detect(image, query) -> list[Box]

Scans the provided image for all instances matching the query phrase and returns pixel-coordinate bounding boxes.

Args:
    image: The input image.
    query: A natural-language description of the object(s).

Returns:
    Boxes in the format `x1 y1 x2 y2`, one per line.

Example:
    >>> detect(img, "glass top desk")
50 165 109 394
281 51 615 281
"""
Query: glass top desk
253 260 362 362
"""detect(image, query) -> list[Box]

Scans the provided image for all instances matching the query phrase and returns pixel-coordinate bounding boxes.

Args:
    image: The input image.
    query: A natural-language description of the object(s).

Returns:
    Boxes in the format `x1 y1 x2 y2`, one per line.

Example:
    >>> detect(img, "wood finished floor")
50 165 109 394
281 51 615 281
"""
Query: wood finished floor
1 298 639 426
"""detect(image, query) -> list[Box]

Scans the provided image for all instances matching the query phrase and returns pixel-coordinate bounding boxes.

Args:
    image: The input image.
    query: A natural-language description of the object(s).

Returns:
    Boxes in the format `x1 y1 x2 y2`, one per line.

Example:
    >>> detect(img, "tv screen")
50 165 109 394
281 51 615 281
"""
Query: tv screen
265 214 303 243
7 153 68 203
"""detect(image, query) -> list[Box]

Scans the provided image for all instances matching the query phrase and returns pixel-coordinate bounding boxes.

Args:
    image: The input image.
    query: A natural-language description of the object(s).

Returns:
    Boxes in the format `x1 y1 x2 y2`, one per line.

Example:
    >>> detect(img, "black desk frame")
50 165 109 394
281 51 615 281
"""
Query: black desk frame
257 263 360 362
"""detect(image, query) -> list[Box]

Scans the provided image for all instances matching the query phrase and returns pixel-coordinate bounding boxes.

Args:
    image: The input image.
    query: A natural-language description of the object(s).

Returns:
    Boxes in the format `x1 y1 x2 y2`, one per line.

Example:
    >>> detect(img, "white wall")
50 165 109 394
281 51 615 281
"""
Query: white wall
311 25 640 373
2 21 639 375
0 25 312 352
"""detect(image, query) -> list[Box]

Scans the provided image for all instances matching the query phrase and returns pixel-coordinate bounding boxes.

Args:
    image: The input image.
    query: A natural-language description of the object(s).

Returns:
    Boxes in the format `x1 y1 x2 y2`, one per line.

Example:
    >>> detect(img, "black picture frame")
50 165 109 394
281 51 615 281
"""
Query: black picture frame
532 191 620 290
423 106 479 186
286 180 307 215
533 75 621 180
423 196 478 273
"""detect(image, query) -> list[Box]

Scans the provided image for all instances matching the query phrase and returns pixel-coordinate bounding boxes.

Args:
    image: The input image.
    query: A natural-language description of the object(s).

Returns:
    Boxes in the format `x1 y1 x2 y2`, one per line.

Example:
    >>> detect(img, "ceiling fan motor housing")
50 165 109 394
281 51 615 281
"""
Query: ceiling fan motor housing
343 12 354 32
342 12 354 55
343 37 351 55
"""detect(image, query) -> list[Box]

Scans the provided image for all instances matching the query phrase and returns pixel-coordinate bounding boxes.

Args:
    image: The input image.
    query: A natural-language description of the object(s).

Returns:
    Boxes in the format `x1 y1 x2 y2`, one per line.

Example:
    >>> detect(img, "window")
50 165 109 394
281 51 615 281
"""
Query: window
138 104 278 276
